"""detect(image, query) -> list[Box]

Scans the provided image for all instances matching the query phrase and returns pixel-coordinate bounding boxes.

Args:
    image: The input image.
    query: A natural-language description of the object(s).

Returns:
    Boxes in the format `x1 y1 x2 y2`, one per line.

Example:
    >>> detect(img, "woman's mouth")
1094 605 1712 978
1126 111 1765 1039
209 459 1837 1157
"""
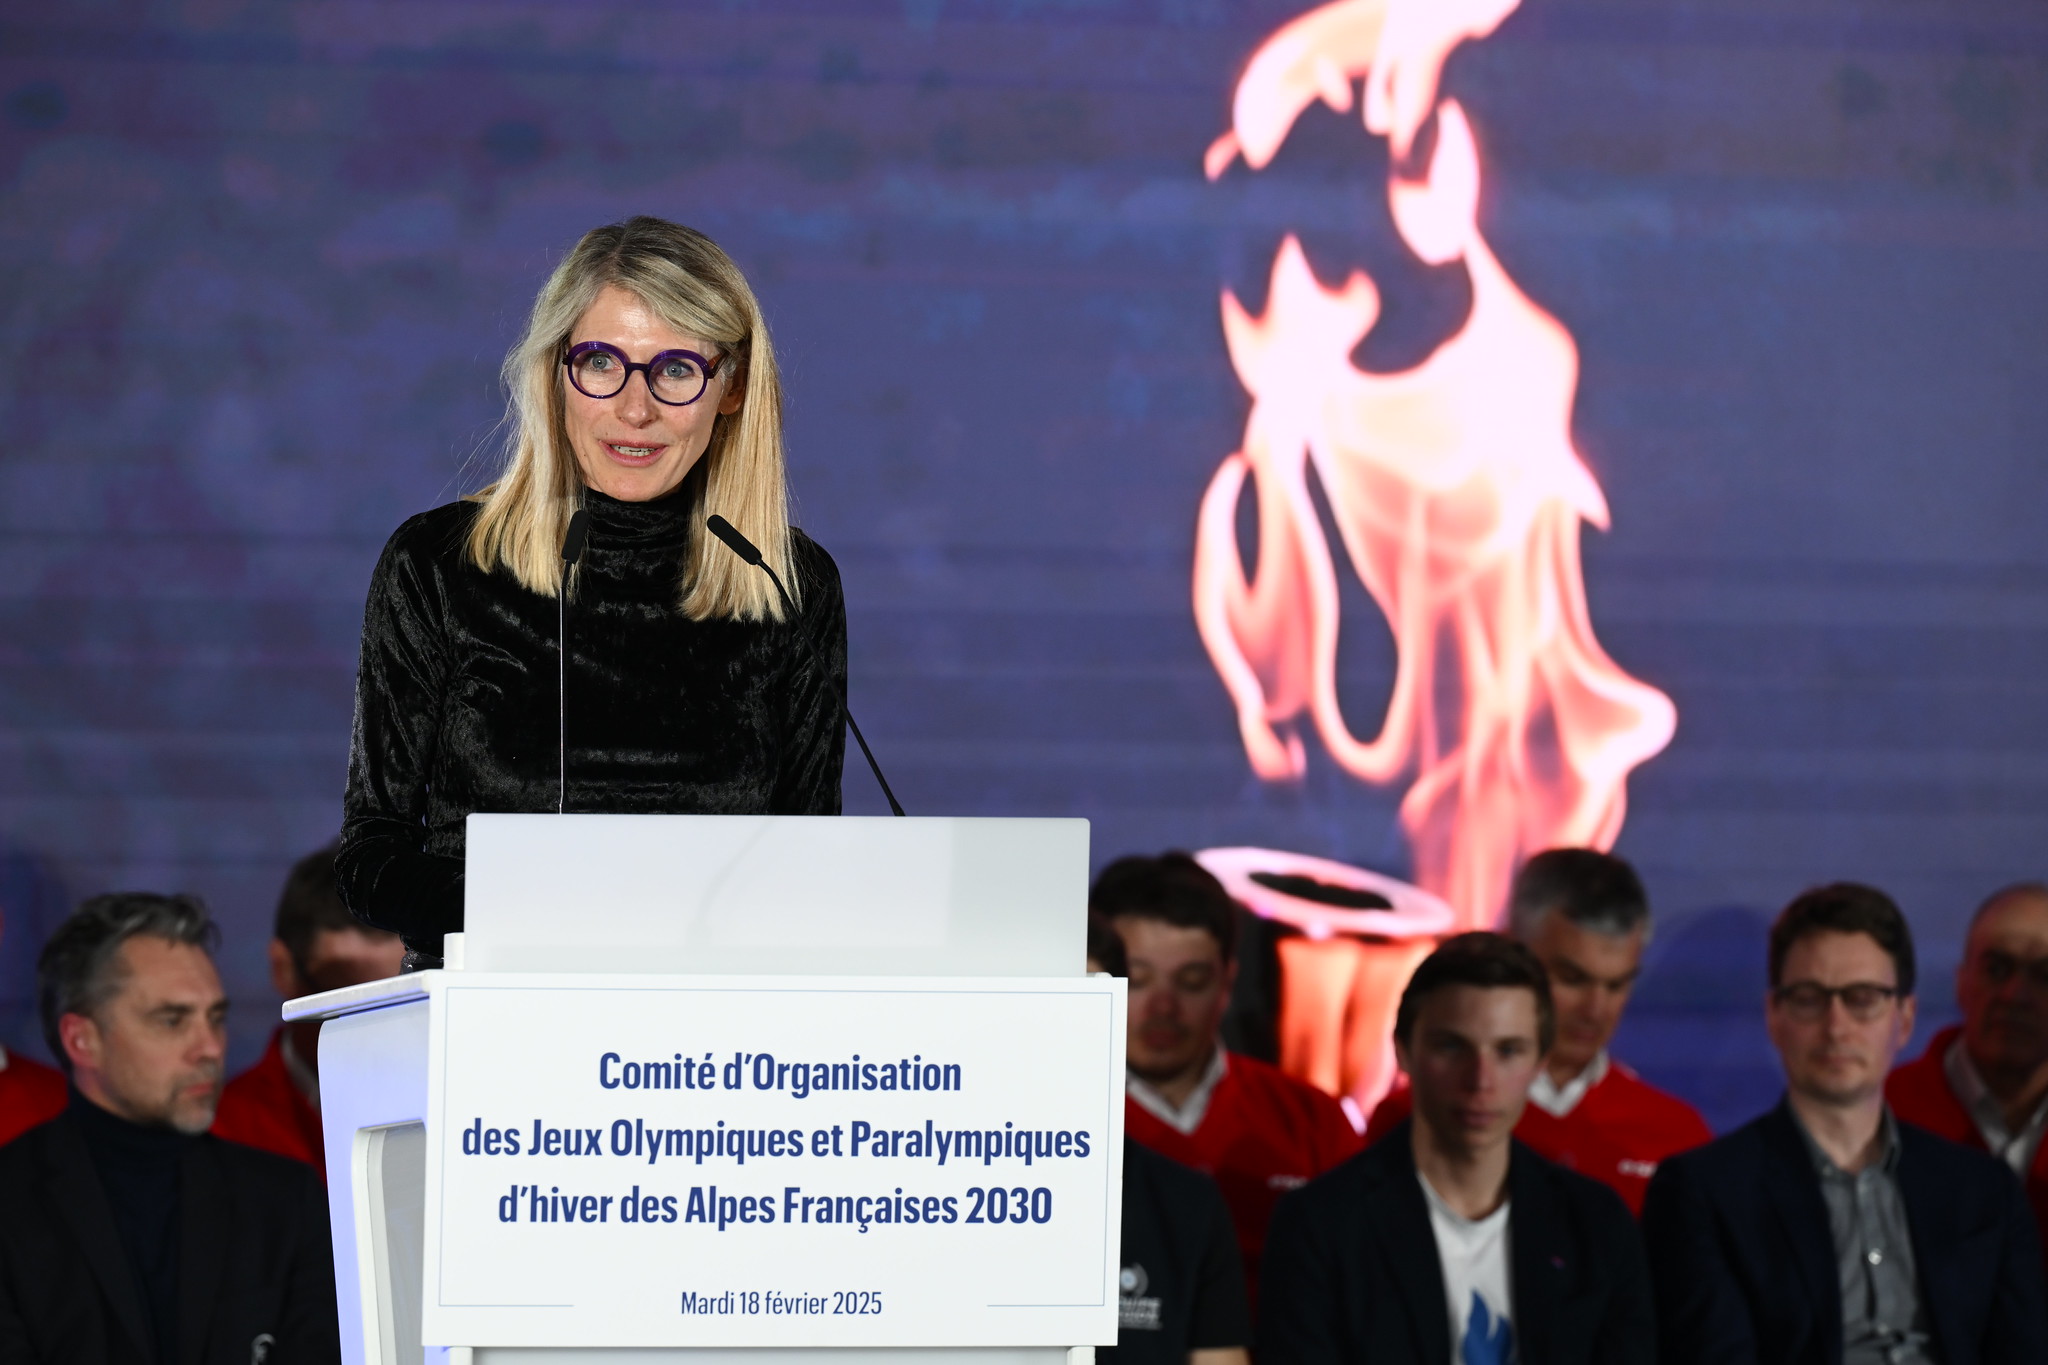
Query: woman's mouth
603 441 666 466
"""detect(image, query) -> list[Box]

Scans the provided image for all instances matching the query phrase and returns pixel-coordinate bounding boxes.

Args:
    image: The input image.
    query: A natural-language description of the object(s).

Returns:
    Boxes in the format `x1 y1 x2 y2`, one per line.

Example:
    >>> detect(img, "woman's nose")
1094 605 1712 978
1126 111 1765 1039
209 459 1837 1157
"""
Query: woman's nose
617 372 658 423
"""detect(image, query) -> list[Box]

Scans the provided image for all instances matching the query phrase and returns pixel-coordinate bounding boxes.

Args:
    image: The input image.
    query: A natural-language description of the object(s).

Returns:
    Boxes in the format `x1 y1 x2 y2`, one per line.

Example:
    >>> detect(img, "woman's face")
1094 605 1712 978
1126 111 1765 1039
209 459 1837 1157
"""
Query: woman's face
560 284 742 502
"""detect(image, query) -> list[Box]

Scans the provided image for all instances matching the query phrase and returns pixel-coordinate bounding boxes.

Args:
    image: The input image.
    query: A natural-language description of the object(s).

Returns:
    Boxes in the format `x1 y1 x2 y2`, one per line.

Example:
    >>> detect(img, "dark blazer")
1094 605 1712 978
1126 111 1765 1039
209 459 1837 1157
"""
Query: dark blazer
1641 1101 2048 1365
0 1112 340 1364
1258 1121 1656 1365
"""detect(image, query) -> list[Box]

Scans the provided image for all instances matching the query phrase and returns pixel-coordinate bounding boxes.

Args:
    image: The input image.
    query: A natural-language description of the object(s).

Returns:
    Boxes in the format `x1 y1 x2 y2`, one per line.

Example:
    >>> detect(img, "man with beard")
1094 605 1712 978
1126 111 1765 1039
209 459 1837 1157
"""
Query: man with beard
1095 853 1360 1310
1888 883 2048 1281
1644 884 2047 1365
0 893 338 1363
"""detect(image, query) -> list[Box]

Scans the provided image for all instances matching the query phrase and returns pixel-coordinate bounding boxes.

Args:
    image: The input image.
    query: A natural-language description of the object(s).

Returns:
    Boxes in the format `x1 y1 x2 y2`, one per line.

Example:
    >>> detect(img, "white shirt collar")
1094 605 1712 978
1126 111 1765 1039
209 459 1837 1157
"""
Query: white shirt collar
0 1043 9 1073
1127 1045 1228 1136
1527 1049 1609 1118
1944 1034 2048 1177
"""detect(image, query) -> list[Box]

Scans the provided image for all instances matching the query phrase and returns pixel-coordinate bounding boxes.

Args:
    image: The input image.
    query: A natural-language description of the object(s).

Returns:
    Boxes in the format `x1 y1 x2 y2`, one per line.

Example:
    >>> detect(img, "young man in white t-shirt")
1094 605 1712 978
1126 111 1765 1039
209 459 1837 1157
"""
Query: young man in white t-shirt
1258 933 1655 1365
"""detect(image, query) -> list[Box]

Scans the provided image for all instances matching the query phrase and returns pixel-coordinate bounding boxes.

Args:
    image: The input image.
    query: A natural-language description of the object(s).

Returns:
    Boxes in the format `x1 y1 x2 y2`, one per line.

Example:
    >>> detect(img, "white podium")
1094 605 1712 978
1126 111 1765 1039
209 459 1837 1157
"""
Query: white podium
289 815 1123 1365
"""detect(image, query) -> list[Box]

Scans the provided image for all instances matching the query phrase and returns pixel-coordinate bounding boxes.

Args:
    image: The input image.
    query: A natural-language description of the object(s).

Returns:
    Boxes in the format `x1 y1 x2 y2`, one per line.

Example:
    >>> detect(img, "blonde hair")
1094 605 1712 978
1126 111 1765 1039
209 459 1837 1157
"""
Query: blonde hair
467 217 796 620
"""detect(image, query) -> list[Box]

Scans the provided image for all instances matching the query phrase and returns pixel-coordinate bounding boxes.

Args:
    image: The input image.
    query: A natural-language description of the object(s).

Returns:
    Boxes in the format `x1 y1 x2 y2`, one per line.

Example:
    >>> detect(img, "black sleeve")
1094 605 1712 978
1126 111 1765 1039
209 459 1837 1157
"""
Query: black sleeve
1587 1186 1658 1365
1640 1158 1760 1365
772 534 847 814
0 1260 30 1365
276 1165 341 1362
1256 1189 1345 1365
1985 1164 2048 1365
1186 1177 1252 1350
336 516 466 950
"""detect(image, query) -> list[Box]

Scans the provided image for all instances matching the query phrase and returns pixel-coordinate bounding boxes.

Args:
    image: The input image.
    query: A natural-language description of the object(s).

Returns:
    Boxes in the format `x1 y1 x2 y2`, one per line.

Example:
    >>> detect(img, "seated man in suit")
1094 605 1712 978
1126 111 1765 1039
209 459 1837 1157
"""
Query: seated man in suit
0 892 339 1364
1260 933 1654 1365
1096 853 1361 1310
213 844 405 1175
1644 883 2048 1365
1888 881 2048 1277
1367 848 1712 1211
1088 914 1252 1365
0 905 64 1148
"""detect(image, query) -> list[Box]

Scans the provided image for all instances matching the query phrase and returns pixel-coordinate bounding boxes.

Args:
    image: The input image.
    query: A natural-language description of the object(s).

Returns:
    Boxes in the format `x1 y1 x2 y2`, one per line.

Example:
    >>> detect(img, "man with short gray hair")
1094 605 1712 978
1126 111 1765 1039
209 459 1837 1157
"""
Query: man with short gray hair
0 892 339 1363
1366 848 1711 1211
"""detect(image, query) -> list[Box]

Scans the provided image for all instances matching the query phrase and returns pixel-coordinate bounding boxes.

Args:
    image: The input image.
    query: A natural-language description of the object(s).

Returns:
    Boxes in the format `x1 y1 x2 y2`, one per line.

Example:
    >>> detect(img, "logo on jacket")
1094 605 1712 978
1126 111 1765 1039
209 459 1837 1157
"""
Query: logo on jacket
1118 1263 1162 1331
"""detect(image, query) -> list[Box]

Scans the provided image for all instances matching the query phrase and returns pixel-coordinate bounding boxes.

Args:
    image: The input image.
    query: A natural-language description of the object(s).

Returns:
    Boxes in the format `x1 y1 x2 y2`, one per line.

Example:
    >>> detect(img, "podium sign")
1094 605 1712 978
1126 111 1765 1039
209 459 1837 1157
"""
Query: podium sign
419 972 1126 1349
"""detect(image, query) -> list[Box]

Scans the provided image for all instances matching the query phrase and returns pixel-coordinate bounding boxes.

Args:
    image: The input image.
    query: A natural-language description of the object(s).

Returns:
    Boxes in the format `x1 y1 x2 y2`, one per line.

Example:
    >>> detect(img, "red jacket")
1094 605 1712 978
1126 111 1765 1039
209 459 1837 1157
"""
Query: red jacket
0 1047 66 1149
1124 1050 1362 1309
1364 1055 1711 1214
1887 1024 2048 1270
212 1028 324 1177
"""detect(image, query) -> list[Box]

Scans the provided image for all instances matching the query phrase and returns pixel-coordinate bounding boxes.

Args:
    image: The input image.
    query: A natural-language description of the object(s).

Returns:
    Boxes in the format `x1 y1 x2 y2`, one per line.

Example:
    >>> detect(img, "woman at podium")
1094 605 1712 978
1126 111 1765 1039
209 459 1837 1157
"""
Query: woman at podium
337 217 846 969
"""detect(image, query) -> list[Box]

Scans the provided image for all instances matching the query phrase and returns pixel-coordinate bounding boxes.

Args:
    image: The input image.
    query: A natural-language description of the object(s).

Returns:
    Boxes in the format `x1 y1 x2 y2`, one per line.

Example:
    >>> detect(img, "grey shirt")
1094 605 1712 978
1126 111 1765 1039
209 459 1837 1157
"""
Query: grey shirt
1791 1107 1934 1365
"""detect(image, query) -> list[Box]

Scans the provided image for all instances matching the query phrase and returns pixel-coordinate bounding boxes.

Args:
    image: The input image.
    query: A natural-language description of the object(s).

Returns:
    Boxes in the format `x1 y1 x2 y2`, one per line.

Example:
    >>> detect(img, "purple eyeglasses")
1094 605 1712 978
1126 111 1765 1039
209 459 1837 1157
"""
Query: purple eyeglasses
562 340 724 406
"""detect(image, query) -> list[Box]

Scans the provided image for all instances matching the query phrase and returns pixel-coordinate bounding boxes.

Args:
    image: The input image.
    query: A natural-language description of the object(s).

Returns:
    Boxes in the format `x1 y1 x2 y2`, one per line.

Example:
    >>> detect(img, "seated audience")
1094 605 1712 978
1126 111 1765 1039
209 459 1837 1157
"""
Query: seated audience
1095 853 1361 1308
1089 915 1251 1365
0 906 64 1148
0 892 340 1362
1888 881 2048 1273
1260 933 1654 1365
1369 849 1711 1210
213 844 405 1174
1644 884 2048 1365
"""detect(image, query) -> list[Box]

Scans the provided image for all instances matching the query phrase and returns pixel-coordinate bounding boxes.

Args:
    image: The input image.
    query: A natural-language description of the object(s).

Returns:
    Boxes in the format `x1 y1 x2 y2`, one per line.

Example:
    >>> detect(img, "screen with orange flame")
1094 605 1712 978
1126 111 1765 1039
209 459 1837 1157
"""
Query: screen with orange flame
10 0 2029 1131
1195 0 1678 932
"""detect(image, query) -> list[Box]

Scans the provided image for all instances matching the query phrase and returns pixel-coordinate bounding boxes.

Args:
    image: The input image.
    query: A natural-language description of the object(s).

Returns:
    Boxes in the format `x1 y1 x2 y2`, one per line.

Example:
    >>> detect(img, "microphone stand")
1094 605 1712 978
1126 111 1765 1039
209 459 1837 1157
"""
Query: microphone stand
705 514 906 817
558 506 591 814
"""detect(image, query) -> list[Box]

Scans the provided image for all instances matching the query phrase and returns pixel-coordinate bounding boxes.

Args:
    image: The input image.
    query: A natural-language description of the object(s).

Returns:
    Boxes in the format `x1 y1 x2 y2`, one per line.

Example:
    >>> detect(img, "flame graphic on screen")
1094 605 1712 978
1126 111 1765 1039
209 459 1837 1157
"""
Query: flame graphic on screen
1194 0 1676 930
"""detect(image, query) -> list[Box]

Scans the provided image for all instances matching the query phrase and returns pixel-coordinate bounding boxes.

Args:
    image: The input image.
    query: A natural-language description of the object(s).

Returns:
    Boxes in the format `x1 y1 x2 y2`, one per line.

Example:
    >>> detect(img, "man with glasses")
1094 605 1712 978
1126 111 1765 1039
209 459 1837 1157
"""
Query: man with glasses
1643 883 2048 1365
1888 882 2048 1284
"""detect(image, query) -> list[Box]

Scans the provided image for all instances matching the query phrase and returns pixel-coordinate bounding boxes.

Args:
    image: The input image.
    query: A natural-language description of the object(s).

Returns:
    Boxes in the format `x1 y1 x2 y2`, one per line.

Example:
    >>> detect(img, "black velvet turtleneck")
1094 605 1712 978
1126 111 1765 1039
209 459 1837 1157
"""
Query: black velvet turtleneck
337 485 847 955
71 1089 190 1365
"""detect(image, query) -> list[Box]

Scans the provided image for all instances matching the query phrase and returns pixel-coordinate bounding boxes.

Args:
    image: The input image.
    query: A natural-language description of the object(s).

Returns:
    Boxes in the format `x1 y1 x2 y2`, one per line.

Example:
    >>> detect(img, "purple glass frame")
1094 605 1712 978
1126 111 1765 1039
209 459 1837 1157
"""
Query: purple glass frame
562 340 723 406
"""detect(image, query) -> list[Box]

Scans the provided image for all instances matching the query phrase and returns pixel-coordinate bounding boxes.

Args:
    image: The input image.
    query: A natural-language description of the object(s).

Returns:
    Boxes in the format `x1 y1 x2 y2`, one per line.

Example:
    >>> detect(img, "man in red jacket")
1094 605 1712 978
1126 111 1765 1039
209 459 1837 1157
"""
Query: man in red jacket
211 845 404 1175
0 908 65 1148
1887 881 2048 1271
1366 849 1711 1212
1095 853 1362 1310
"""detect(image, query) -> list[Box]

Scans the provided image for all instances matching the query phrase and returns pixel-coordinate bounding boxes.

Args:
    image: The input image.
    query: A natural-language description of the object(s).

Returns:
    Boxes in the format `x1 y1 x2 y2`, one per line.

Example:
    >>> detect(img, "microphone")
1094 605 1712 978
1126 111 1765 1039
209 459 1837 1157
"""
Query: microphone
558 508 591 814
706 514 905 817
561 508 592 566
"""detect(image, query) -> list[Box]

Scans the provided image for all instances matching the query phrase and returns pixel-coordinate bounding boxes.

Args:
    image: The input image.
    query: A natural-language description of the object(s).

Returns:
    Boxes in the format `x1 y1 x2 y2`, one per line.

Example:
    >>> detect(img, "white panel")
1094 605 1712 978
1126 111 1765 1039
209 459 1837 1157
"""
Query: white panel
461 816 1089 978
474 1350 1069 1363
322 998 432 1365
359 1123 427 1365
420 974 1125 1350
